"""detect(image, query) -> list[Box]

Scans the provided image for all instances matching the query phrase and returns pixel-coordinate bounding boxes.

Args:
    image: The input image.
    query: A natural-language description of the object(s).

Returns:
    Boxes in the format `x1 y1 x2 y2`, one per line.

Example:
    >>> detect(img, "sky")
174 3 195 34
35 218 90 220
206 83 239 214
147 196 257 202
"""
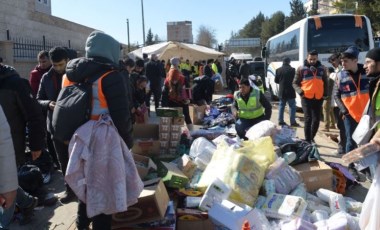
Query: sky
51 0 298 46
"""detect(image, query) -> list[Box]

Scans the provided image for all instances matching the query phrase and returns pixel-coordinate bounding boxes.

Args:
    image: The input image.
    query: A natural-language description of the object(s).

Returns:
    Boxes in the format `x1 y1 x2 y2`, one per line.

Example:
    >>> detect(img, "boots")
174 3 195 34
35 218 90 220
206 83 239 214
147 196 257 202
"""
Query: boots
60 185 76 204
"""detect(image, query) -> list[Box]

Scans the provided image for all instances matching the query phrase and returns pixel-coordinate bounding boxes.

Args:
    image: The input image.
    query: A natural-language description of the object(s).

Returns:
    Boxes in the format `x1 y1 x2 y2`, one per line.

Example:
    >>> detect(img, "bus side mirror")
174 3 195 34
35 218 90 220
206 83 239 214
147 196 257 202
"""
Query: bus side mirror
261 47 267 58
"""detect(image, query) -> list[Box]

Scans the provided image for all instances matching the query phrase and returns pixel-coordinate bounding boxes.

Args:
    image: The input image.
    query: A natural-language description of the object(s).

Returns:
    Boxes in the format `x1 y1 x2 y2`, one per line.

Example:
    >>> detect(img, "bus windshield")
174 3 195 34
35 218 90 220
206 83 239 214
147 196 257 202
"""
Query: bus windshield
307 16 370 54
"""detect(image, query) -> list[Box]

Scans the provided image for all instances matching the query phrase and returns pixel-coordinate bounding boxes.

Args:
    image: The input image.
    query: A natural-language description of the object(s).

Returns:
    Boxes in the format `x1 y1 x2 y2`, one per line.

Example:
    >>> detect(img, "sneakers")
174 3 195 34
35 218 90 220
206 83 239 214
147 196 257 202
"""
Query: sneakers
290 122 300 127
19 197 38 225
348 166 367 182
278 121 288 126
59 189 76 204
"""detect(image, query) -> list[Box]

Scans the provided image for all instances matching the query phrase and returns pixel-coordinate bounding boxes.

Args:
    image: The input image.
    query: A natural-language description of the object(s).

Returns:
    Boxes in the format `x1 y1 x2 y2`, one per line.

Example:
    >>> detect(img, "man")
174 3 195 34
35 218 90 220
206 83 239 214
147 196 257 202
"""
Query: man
0 62 43 228
334 46 369 181
192 72 215 105
275 57 299 127
239 59 250 80
232 78 272 139
145 54 165 111
36 47 74 203
29 50 51 96
63 30 134 229
227 58 239 93
328 53 346 155
365 47 380 125
293 50 328 143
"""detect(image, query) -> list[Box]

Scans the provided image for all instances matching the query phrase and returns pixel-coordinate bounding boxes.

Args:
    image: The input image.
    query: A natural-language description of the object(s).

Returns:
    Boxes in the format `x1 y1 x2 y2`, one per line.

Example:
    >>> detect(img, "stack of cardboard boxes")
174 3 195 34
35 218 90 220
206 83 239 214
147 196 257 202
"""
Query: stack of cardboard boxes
156 107 185 157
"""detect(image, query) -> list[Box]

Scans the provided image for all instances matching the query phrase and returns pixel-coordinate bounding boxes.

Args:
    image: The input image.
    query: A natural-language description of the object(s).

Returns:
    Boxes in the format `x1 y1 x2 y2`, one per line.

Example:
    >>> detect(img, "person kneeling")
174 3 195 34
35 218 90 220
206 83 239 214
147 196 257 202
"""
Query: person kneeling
232 78 272 139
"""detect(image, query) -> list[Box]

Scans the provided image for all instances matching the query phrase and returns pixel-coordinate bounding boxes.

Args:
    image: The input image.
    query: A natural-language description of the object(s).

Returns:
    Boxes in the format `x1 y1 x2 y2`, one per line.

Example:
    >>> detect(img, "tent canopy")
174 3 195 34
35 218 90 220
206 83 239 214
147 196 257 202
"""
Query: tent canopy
128 41 225 63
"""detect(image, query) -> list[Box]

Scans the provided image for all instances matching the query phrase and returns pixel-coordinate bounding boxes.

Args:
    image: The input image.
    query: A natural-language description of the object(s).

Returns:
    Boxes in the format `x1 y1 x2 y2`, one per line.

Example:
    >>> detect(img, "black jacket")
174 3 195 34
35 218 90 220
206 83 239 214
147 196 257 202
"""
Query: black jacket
0 64 45 166
36 67 63 133
65 57 134 148
192 75 215 104
145 60 165 87
275 63 296 99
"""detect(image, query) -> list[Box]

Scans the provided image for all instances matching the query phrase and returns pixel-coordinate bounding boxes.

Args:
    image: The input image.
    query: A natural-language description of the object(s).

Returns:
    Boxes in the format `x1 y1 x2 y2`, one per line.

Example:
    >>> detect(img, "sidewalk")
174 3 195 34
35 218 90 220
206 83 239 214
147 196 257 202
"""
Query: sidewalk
9 99 370 230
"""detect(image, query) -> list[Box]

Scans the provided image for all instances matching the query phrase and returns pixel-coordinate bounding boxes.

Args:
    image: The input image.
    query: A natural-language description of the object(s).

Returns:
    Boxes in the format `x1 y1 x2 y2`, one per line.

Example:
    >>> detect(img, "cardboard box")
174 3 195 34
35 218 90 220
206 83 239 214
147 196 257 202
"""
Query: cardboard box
170 132 181 142
159 117 172 125
177 155 197 178
112 179 170 228
133 154 157 179
159 124 171 133
172 116 185 125
177 208 214 230
156 107 183 117
132 124 161 157
159 132 170 141
292 160 333 192
158 162 189 189
189 104 207 125
170 125 182 133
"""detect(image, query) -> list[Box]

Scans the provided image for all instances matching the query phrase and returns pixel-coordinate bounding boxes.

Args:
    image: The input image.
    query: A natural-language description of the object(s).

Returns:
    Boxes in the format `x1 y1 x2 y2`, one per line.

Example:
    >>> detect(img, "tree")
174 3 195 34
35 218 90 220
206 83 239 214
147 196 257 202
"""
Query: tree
332 0 380 32
261 11 285 44
195 25 217 48
238 12 266 38
286 0 306 27
146 28 154 45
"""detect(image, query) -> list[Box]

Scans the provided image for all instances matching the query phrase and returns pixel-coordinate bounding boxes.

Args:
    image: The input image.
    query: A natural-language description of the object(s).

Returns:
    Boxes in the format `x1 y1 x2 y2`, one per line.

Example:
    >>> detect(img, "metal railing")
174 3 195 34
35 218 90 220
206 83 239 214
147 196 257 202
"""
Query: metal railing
12 36 70 59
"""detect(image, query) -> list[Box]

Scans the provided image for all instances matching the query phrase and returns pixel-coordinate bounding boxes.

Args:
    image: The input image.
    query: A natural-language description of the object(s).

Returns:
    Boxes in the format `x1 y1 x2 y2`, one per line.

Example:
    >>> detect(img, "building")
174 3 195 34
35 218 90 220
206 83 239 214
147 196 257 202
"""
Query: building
167 21 193 44
0 0 96 78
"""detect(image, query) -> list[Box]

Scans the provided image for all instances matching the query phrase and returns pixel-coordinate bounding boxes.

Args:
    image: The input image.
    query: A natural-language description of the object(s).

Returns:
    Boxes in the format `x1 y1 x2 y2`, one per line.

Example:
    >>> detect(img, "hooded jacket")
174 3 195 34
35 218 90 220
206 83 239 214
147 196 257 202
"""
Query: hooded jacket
0 64 45 165
29 65 51 96
64 31 133 148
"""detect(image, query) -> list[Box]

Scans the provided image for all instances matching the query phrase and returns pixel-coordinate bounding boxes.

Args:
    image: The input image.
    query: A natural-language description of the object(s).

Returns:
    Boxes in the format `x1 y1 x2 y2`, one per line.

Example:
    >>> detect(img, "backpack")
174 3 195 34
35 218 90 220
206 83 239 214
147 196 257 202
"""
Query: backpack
51 70 113 143
18 164 43 194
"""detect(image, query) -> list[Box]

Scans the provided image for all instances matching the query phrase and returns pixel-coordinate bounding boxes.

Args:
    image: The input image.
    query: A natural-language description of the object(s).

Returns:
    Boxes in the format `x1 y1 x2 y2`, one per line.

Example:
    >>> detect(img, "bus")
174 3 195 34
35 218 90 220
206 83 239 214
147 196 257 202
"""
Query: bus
262 14 374 107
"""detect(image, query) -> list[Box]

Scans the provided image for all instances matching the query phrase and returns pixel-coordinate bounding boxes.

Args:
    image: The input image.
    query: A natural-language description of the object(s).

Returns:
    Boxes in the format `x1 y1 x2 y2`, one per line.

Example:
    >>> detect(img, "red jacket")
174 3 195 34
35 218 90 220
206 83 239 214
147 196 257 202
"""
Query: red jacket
29 65 51 96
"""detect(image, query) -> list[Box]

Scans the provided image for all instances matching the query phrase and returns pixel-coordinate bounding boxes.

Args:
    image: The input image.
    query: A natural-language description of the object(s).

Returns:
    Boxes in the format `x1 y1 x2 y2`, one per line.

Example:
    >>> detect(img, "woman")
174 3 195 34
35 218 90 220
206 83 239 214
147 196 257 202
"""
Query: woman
161 57 192 124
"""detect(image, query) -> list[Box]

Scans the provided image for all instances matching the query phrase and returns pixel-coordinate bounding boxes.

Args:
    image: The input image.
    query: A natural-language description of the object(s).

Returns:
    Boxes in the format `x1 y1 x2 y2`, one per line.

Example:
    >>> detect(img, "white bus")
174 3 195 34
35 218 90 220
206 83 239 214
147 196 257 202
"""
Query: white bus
262 14 374 107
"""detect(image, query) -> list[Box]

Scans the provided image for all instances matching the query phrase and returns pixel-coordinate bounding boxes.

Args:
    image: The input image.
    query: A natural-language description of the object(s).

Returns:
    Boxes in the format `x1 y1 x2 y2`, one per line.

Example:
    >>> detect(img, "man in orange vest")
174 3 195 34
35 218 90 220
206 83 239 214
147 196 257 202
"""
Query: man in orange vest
293 50 328 143
334 46 369 182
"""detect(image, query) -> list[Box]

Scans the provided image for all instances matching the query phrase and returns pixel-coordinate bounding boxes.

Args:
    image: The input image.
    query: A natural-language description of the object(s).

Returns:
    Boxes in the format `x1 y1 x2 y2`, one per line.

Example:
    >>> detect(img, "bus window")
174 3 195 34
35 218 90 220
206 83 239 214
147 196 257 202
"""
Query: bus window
307 16 370 54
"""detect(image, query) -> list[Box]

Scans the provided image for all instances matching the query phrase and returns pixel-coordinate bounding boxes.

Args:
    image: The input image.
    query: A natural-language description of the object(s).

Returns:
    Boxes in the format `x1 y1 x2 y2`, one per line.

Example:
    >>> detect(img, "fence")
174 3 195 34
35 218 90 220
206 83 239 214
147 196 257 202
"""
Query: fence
12 36 72 59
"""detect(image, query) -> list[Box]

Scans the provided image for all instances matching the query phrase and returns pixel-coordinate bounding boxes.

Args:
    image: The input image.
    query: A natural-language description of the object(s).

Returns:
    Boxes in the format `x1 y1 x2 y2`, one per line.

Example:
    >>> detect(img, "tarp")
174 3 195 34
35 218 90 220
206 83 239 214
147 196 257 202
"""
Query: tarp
128 41 225 62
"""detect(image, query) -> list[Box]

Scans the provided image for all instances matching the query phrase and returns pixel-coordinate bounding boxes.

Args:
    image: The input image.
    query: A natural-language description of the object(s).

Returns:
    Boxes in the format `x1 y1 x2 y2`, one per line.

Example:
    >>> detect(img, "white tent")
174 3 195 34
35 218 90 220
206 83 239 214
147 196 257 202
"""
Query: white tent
128 41 225 62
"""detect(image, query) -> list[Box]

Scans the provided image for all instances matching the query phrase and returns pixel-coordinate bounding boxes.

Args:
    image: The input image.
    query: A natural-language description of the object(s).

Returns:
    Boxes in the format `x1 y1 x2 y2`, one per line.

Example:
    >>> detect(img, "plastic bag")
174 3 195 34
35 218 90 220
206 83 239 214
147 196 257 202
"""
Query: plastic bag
245 120 277 141
359 163 380 230
189 137 216 170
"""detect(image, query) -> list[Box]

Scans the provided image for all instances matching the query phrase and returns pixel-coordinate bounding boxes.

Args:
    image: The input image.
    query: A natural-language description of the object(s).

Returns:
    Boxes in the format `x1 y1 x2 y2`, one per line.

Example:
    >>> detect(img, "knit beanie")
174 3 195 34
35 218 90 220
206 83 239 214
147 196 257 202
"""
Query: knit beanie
366 48 380 62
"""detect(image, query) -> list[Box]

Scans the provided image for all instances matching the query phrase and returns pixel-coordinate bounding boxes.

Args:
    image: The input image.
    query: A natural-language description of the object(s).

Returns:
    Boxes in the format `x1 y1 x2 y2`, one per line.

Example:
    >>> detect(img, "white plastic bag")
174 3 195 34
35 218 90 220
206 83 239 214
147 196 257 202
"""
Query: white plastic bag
359 164 380 230
245 120 277 141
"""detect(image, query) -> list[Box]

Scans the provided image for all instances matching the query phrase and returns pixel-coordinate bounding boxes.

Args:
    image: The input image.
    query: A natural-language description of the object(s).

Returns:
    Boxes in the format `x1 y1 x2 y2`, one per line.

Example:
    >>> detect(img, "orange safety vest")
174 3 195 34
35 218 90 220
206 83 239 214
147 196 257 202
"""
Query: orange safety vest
338 71 369 122
300 66 325 100
61 71 114 120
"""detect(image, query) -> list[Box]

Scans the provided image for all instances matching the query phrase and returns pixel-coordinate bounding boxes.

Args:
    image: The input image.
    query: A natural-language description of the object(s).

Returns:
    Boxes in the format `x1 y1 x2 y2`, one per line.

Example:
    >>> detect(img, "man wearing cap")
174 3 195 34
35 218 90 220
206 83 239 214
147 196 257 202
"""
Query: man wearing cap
293 50 328 144
275 57 299 127
364 48 380 139
334 46 369 181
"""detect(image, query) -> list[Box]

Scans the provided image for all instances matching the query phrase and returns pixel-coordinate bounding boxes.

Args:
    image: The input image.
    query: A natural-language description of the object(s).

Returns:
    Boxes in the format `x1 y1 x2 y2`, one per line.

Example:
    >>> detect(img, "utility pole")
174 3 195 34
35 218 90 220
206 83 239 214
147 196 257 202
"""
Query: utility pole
126 18 130 52
141 0 146 47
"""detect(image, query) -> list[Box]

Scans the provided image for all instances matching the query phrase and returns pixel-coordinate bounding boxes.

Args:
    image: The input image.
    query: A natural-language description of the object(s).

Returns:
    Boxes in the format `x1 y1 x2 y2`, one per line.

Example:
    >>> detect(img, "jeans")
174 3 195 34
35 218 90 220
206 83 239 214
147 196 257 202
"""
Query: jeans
0 187 34 229
235 116 266 139
333 107 346 154
76 200 111 230
343 114 358 153
278 98 296 124
301 97 323 142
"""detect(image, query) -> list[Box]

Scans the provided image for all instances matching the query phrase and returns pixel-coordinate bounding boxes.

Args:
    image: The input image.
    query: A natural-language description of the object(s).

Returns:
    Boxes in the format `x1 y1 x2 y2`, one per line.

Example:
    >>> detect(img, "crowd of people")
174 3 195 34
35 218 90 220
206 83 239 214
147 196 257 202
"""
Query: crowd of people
3 28 380 229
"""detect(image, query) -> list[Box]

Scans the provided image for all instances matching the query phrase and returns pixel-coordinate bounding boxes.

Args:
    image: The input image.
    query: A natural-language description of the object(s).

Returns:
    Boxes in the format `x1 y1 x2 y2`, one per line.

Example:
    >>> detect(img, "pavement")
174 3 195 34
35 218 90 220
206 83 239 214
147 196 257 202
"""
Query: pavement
9 94 371 230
